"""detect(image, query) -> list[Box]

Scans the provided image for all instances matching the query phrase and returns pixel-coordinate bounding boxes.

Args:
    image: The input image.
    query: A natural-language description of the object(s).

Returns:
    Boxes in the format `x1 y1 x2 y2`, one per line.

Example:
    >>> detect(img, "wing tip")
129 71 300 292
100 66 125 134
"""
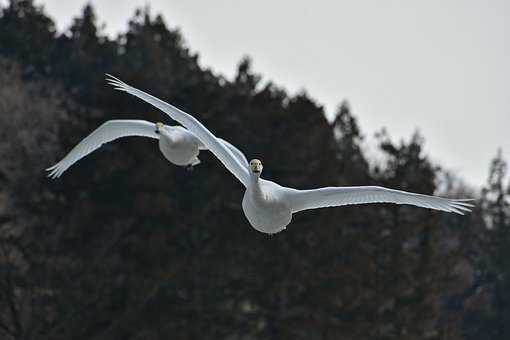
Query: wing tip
105 73 120 81
449 207 465 215
105 74 127 91
447 198 475 215
45 164 64 179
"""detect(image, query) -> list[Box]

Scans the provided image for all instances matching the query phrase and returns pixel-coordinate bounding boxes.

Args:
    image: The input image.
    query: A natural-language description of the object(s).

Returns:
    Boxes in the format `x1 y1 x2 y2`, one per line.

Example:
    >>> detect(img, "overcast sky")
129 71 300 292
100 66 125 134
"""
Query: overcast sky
35 0 509 188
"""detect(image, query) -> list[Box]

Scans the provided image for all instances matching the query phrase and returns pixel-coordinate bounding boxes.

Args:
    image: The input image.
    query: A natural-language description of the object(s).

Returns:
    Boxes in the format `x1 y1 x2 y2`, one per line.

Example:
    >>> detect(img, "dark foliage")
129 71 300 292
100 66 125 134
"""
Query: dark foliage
0 1 505 339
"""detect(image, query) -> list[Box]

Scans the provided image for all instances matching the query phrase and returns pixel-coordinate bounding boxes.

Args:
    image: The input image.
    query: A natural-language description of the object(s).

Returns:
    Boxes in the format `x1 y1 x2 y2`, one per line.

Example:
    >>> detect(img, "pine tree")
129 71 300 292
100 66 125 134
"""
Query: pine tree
332 101 369 185
0 58 69 340
0 0 56 78
370 130 465 340
479 150 510 339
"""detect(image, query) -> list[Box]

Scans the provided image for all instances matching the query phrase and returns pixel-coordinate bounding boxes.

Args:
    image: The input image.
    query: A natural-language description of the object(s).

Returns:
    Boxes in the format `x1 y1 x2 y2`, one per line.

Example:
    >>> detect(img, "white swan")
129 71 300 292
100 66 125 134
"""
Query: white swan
47 119 247 178
106 75 474 234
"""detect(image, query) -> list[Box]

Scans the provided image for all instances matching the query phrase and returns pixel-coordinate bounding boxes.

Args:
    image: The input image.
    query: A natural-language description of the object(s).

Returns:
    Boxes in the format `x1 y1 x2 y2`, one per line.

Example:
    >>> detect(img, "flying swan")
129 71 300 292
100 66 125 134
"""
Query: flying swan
46 119 247 178
106 75 474 234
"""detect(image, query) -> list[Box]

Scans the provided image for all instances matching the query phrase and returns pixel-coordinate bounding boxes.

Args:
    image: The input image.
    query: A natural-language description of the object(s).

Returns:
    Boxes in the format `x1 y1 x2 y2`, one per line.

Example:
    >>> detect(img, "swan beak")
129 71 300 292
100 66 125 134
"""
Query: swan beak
155 122 164 133
250 164 262 173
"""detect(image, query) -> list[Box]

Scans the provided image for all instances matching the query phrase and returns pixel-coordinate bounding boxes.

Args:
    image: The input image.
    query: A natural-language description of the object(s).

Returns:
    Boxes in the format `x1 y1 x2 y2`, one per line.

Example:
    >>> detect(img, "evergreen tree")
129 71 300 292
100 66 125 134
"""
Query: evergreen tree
0 1 490 339
477 150 510 339
0 0 56 78
0 58 69 340
370 130 465 340
332 101 369 185
53 4 116 104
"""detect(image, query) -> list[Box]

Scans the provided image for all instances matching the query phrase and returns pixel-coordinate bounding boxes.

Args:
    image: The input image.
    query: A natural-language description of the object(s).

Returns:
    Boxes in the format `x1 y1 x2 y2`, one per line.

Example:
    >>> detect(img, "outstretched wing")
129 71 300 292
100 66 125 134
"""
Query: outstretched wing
106 75 250 187
47 119 158 178
285 185 474 215
216 138 249 167
198 138 248 167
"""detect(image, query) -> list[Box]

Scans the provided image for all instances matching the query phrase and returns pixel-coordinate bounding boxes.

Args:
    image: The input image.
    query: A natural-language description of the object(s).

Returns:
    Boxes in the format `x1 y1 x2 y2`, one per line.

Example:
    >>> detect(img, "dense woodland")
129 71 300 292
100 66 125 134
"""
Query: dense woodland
0 1 508 339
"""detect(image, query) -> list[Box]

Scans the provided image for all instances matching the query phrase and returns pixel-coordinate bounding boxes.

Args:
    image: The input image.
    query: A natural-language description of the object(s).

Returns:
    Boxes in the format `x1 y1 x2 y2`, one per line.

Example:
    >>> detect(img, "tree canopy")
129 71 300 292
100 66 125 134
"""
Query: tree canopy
0 1 505 339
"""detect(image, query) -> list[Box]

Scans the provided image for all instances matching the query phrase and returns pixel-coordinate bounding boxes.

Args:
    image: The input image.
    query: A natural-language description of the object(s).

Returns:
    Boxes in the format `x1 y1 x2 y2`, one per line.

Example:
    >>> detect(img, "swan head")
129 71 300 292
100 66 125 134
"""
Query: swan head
155 122 164 134
249 159 263 175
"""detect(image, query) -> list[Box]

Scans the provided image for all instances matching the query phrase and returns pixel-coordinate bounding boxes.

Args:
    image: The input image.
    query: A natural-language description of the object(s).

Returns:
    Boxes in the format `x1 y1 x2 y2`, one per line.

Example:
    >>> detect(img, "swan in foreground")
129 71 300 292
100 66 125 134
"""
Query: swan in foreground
106 75 474 234
46 119 246 178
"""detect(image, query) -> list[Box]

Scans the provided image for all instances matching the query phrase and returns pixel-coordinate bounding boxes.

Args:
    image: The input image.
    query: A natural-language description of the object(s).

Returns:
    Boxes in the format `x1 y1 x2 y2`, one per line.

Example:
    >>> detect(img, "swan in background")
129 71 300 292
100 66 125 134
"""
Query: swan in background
106 75 474 234
47 119 247 178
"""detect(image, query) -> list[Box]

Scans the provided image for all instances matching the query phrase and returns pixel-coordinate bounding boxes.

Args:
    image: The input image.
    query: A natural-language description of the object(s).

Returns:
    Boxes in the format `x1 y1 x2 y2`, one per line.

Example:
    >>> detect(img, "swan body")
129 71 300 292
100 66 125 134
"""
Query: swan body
106 75 474 234
242 178 292 234
156 123 201 166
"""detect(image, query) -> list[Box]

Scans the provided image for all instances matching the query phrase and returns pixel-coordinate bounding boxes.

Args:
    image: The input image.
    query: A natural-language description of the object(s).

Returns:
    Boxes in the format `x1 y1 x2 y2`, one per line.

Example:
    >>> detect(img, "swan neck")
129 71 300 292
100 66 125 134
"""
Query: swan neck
250 173 261 187
160 129 176 143
249 174 264 202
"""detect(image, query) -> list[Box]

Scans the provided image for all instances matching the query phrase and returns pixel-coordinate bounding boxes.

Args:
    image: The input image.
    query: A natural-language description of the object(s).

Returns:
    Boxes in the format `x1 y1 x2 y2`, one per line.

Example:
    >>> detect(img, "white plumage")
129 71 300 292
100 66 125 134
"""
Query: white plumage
106 75 474 234
47 119 246 178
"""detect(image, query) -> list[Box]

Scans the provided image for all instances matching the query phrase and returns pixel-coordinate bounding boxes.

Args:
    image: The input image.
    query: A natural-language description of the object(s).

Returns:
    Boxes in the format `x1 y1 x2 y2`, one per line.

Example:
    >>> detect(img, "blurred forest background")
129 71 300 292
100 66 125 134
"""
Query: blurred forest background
0 1 509 339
